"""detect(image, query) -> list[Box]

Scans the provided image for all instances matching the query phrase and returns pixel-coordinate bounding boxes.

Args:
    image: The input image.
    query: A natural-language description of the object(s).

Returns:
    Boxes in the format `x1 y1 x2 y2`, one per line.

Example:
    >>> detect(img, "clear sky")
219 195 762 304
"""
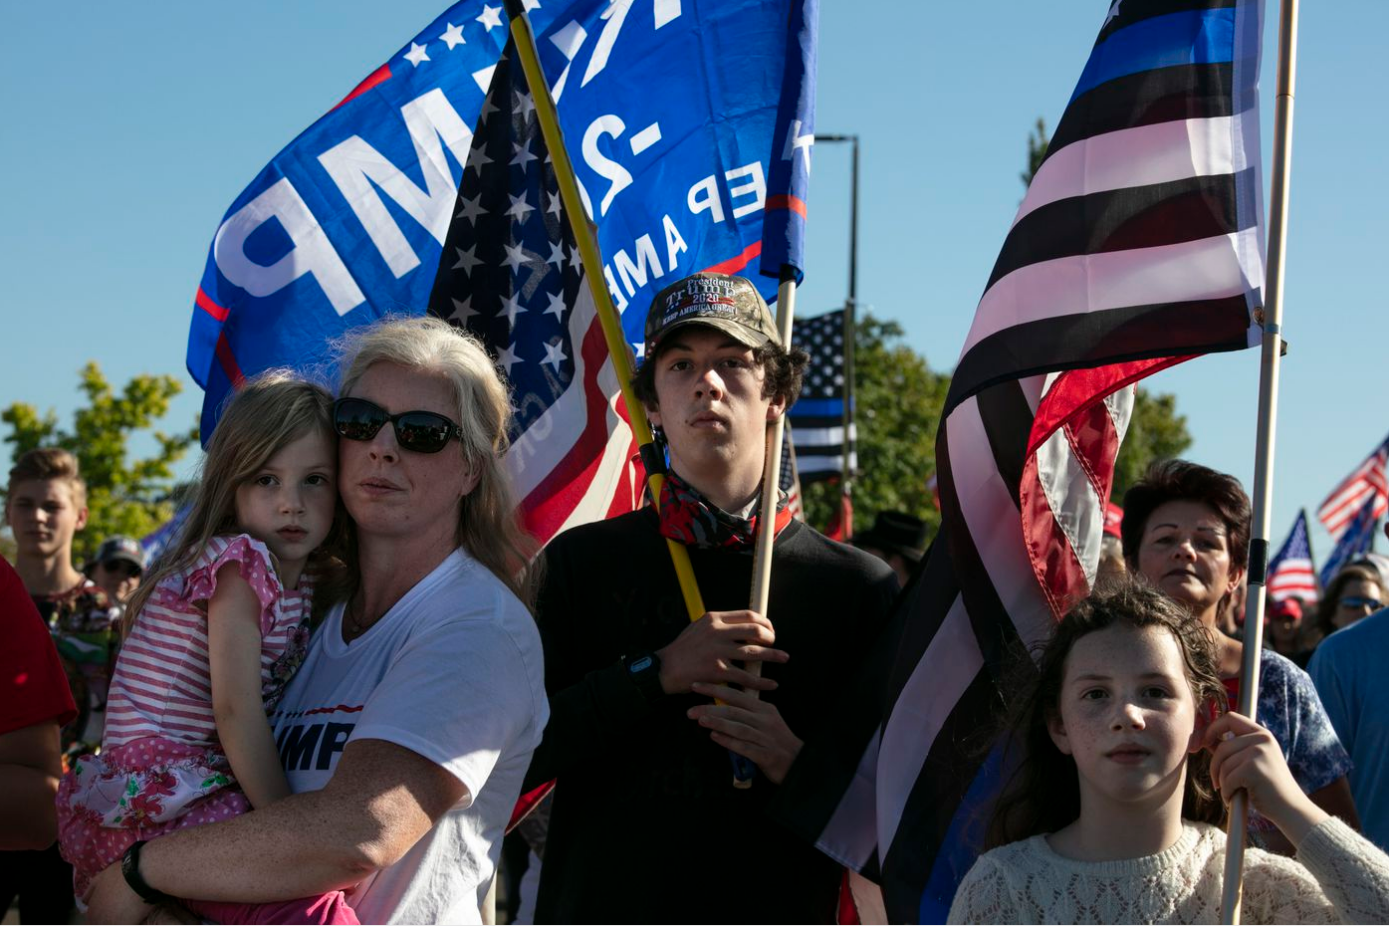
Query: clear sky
2 0 1385 560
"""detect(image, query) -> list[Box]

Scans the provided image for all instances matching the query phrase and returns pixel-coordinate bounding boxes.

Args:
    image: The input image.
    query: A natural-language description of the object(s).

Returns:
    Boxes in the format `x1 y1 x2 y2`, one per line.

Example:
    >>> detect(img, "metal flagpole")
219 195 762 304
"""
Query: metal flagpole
842 135 858 539
1222 0 1301 921
503 2 707 625
736 265 799 788
815 133 860 537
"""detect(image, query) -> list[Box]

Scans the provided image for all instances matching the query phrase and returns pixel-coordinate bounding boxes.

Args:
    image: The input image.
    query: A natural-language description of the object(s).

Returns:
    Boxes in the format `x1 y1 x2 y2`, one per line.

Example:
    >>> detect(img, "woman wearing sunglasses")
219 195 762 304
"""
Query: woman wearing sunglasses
88 317 549 924
1315 561 1386 641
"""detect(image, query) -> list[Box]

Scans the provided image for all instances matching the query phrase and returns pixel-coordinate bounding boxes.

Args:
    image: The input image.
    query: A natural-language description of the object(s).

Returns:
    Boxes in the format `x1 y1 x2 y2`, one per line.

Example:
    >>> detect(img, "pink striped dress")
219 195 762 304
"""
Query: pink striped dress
57 534 313 901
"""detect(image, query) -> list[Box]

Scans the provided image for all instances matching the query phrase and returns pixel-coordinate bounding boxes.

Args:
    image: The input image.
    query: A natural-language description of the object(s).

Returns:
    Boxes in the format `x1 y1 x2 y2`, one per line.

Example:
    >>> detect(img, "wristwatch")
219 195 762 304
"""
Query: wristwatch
623 650 666 703
121 839 172 906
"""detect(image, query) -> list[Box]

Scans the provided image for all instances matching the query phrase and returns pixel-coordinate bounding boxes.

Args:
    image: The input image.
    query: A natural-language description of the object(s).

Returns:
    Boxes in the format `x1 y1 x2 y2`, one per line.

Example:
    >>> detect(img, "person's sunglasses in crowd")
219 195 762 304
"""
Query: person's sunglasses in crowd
333 397 464 454
96 560 142 581
1337 594 1383 614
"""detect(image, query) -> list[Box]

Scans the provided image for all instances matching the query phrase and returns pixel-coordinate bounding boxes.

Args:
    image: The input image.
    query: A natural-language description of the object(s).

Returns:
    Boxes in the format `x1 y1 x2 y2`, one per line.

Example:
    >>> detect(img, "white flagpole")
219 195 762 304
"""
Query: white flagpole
735 266 799 788
1222 0 1301 921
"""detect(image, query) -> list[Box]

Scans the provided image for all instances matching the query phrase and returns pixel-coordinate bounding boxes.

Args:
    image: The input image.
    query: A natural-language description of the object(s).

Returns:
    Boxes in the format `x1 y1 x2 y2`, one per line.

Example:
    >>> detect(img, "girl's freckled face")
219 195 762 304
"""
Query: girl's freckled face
1048 623 1203 808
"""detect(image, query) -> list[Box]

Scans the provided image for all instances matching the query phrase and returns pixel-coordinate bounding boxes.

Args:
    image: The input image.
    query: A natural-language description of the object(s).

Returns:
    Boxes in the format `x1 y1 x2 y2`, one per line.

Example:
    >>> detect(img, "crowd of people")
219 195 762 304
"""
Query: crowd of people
4 271 1389 924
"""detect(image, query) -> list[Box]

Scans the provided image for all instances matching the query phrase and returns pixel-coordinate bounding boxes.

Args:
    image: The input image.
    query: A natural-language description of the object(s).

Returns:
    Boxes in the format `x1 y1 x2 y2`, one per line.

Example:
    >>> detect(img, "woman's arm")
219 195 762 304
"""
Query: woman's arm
85 738 466 918
0 721 62 850
207 564 289 809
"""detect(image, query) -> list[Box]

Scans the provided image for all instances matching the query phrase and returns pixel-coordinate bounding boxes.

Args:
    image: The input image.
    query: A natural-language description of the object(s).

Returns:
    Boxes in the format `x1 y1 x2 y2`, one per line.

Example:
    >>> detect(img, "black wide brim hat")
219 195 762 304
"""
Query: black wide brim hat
852 511 928 562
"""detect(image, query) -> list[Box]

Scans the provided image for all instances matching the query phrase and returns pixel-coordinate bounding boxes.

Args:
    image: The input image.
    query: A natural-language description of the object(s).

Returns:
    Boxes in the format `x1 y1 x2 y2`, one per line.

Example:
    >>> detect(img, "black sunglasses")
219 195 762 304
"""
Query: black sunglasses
333 397 464 454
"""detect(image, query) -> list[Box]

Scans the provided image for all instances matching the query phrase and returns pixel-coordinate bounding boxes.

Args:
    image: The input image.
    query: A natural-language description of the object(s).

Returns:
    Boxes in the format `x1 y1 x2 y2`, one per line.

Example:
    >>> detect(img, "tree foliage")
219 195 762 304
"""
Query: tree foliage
3 363 199 561
1021 117 1049 189
1111 388 1192 501
801 314 950 537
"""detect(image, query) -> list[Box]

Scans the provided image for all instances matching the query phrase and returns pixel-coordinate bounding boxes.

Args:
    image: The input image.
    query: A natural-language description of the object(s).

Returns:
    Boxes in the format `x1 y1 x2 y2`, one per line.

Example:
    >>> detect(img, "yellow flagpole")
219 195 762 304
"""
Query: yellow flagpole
505 4 706 623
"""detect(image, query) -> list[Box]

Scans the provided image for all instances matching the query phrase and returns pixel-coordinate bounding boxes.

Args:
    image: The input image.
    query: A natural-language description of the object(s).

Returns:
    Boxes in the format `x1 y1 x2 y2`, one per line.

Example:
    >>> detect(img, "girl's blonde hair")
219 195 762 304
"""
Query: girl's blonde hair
124 372 351 635
336 316 538 606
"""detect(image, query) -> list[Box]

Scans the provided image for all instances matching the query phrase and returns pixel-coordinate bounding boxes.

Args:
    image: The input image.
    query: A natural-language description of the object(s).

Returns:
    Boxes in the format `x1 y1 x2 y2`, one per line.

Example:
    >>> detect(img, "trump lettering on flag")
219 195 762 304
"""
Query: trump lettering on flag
188 1 508 439
185 0 819 546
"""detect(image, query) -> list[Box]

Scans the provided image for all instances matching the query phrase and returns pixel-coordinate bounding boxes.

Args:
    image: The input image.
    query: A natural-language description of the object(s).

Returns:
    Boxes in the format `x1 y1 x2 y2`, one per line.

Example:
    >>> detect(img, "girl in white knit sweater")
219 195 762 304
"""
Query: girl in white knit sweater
948 579 1389 924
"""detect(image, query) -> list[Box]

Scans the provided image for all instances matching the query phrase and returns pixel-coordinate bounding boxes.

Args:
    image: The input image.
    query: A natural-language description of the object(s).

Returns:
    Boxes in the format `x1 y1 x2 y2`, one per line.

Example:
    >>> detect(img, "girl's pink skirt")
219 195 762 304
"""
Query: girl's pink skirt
58 736 357 924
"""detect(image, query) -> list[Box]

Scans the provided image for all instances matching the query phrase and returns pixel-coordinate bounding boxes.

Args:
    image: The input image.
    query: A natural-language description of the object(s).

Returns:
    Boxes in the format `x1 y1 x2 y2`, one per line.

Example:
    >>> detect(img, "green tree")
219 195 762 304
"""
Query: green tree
1111 388 1192 502
3 362 199 561
1021 117 1049 189
802 314 951 537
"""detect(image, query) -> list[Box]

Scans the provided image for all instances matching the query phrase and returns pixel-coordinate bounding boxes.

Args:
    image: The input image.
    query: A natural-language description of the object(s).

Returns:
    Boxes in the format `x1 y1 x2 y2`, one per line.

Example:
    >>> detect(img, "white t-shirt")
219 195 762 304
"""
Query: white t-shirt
268 548 548 925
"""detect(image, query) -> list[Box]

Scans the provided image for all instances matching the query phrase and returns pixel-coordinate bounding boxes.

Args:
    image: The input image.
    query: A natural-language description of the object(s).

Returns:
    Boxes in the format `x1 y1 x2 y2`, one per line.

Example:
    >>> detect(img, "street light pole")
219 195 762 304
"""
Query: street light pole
816 133 859 537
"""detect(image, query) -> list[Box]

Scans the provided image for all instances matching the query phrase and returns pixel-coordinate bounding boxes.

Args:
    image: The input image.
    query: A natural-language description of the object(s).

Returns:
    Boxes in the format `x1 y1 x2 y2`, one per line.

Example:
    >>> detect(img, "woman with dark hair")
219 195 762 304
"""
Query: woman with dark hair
1122 460 1359 848
1315 561 1384 640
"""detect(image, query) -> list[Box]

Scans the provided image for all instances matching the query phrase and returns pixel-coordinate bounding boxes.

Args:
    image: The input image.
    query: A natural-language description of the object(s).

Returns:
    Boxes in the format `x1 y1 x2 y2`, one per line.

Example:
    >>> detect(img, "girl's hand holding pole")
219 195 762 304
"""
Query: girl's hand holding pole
1204 711 1329 847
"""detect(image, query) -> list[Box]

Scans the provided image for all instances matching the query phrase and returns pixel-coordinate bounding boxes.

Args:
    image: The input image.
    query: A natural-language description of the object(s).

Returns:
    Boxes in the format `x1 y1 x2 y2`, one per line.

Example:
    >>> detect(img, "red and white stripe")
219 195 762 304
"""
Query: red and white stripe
1018 358 1186 617
1268 559 1318 603
506 279 642 547
1318 443 1389 542
107 537 309 747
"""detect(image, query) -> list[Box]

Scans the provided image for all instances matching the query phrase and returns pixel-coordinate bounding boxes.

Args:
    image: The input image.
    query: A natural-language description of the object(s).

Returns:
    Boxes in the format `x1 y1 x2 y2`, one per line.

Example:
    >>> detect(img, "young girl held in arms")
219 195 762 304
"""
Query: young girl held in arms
949 578 1389 924
57 373 359 924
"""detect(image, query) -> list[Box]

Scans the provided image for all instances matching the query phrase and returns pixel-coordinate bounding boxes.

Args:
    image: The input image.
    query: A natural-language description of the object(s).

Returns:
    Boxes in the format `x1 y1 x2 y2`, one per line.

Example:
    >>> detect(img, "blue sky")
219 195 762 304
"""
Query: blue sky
2 1 1385 560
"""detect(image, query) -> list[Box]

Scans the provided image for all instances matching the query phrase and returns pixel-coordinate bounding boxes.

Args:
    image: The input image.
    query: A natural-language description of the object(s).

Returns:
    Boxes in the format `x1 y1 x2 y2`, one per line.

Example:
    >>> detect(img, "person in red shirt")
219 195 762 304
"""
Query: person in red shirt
0 553 77 919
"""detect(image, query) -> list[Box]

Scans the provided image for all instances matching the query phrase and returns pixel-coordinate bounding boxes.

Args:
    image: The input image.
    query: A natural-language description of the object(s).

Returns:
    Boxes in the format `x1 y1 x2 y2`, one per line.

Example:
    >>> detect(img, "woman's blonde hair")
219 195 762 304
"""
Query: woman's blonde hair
124 372 351 635
336 316 538 606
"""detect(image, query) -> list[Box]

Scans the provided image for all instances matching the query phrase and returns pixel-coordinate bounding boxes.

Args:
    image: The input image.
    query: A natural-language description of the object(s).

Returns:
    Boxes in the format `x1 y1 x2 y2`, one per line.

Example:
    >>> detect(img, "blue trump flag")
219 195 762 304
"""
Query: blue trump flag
1320 496 1378 588
189 0 818 439
525 0 817 353
187 2 508 440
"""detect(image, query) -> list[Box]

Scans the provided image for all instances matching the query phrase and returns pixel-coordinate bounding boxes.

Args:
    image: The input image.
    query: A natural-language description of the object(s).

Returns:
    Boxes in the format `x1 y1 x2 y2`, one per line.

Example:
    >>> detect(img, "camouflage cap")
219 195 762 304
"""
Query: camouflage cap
643 272 780 356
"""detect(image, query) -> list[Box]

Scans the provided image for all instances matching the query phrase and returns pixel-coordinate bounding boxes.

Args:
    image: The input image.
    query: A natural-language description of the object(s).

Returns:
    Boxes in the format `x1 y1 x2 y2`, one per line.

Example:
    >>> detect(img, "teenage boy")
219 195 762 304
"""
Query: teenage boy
4 448 117 922
5 448 119 754
525 273 899 922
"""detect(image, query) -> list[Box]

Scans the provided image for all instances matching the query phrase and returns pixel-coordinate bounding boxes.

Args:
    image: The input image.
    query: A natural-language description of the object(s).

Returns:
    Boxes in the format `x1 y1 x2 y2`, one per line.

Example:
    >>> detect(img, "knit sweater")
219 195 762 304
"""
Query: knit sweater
947 817 1389 924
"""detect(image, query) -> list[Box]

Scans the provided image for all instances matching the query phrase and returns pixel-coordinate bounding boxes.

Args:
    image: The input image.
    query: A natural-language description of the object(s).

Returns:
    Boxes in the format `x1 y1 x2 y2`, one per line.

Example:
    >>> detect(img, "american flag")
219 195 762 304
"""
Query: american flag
1317 435 1389 542
788 309 855 482
428 44 641 545
1266 510 1318 604
779 432 804 520
1318 495 1378 589
772 2 1266 919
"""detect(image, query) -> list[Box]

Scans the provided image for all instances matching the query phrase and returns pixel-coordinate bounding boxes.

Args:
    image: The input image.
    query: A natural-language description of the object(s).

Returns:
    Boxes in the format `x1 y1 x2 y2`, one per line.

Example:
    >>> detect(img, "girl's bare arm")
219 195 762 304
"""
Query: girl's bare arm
207 563 290 810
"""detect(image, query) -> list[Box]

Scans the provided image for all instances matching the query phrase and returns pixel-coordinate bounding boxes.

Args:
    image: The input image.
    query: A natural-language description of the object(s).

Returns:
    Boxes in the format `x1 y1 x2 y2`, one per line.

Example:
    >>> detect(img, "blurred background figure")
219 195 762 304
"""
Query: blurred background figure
853 510 927 589
1267 596 1313 667
1098 502 1125 581
1219 579 1248 640
83 535 146 605
1312 561 1384 650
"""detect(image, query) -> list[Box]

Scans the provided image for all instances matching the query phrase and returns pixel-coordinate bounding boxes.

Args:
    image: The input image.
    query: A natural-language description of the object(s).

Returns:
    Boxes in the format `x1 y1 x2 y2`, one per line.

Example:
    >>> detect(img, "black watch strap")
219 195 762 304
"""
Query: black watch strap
623 651 665 703
122 840 172 906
